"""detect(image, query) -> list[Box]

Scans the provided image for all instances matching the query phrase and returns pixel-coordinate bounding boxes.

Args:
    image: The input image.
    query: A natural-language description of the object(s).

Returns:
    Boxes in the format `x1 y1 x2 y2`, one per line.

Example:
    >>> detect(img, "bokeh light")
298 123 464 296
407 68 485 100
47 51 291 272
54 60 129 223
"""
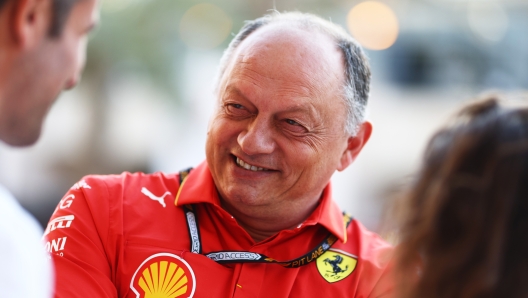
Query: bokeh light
347 1 399 51
467 1 509 43
179 3 233 50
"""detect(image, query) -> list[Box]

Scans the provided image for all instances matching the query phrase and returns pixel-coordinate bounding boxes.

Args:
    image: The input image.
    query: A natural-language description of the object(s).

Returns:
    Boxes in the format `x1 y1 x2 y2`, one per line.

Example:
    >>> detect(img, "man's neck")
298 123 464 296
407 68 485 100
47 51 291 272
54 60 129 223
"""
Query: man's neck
220 198 320 243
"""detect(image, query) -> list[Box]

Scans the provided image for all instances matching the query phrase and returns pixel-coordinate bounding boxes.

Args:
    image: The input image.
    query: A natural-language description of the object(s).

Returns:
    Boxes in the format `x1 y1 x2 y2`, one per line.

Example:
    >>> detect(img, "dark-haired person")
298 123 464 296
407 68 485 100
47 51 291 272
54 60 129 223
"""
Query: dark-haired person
396 95 528 298
0 0 99 296
45 12 394 297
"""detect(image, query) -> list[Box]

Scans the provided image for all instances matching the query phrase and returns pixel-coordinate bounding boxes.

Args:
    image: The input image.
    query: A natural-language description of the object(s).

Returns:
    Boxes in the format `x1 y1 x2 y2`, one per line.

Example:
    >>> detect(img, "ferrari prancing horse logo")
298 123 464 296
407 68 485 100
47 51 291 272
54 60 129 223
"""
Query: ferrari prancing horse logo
316 249 357 283
130 253 196 298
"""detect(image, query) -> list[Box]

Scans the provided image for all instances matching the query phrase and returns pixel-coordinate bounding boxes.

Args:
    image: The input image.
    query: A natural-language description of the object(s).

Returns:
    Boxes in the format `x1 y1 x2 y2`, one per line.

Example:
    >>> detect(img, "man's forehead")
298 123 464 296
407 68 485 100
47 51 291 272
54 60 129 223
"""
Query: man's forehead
235 24 337 63
76 0 100 18
87 0 100 21
225 24 344 87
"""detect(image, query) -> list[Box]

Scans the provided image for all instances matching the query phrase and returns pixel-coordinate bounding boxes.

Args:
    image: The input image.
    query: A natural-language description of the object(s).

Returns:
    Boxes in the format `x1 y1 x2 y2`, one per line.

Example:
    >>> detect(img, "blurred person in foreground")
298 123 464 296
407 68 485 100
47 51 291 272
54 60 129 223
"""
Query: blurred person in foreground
396 95 528 298
0 0 99 296
45 11 394 297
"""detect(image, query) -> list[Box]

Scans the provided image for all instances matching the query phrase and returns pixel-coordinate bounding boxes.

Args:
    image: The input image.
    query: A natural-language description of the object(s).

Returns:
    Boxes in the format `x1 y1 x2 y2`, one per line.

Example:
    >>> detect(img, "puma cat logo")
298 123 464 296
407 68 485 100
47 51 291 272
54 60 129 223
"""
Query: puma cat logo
141 187 172 208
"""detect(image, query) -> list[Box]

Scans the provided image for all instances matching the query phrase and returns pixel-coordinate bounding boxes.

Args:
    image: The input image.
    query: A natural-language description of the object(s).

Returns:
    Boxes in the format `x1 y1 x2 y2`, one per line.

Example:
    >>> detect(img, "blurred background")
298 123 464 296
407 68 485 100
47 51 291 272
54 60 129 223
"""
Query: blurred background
1 0 527 237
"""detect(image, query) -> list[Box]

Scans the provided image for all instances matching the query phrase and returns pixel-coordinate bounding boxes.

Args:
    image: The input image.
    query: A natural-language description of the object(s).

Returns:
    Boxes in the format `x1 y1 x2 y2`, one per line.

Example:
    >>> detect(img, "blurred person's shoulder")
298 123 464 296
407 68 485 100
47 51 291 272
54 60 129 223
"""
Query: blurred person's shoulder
0 184 53 298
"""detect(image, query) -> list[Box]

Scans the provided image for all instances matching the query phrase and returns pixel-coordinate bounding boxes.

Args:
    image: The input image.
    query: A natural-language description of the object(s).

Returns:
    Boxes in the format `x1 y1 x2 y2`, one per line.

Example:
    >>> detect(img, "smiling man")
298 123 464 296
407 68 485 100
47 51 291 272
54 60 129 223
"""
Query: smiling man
0 0 99 296
46 12 393 297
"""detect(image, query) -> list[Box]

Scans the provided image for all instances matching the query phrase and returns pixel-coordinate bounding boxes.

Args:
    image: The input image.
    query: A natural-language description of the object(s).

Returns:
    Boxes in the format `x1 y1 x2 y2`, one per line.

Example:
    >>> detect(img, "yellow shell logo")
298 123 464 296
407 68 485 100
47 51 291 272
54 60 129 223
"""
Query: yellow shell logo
316 249 357 283
131 253 196 298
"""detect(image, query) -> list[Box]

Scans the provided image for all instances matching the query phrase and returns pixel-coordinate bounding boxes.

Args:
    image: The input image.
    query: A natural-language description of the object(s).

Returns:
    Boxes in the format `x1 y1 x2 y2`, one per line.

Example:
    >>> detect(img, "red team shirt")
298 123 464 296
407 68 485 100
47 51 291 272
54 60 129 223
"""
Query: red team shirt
44 161 394 297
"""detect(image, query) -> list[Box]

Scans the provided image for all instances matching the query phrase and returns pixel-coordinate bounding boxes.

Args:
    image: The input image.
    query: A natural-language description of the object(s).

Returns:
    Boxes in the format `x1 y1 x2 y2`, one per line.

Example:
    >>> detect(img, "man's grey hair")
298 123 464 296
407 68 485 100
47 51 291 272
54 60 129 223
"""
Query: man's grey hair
214 11 371 136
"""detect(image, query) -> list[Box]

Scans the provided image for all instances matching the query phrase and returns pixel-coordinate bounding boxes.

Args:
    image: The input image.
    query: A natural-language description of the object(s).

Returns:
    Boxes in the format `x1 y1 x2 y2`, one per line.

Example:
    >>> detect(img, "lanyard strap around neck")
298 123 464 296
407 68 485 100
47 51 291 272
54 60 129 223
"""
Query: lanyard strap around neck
184 204 352 268
178 169 352 269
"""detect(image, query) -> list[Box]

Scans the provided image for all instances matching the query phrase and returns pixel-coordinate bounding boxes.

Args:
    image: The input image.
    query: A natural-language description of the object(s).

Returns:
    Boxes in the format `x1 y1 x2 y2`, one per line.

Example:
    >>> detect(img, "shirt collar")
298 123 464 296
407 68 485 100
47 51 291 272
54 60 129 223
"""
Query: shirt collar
174 161 220 207
301 183 348 243
174 161 347 243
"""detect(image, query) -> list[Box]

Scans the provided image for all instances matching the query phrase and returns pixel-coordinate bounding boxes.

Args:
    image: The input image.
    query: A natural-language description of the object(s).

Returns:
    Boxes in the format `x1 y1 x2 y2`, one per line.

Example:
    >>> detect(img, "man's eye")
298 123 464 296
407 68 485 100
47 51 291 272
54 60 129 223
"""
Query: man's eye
282 119 307 134
225 103 249 116
285 119 300 126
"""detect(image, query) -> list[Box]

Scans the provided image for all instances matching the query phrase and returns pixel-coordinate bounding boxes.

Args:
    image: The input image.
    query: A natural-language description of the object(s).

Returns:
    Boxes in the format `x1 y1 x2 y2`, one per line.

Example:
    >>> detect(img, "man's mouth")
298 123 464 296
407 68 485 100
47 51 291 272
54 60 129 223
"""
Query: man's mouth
235 157 270 172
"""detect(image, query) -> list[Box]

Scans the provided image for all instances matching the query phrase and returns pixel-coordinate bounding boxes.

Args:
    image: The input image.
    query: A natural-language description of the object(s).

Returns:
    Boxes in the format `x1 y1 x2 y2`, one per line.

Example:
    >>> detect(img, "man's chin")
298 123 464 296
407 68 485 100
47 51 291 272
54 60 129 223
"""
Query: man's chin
0 127 42 147
221 187 275 207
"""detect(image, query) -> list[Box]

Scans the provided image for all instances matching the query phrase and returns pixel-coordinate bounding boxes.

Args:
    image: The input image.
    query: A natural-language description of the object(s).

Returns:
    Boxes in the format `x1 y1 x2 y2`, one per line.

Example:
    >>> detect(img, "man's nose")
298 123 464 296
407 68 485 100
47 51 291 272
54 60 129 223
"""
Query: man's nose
65 45 88 90
64 73 81 90
237 117 275 155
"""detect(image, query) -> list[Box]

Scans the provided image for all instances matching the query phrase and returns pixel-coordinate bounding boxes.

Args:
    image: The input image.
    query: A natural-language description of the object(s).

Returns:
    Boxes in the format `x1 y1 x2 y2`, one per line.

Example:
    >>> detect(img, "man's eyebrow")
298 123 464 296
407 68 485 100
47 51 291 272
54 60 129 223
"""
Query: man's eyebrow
85 21 98 33
223 85 249 101
85 13 101 34
224 84 318 118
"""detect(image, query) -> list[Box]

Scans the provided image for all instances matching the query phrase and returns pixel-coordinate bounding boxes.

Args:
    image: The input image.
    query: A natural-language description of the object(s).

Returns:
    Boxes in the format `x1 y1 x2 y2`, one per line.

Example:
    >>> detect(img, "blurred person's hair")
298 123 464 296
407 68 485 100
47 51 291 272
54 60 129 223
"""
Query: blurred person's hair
0 0 82 37
214 11 371 136
396 94 528 298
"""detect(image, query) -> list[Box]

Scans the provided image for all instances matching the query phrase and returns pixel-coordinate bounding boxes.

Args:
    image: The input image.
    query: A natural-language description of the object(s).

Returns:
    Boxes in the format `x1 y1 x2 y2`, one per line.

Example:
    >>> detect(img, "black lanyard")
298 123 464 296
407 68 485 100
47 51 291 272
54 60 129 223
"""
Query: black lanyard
179 170 353 269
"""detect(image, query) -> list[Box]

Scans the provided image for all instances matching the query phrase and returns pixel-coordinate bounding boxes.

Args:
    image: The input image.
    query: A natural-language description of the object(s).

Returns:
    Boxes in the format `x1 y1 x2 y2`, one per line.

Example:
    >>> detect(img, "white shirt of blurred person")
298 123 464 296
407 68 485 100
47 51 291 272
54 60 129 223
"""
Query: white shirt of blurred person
0 0 99 296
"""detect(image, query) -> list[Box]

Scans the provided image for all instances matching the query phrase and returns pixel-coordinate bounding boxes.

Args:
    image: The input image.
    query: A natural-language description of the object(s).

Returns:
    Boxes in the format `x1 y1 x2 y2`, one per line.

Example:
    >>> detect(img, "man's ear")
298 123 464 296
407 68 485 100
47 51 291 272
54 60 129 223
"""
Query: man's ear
336 121 373 171
8 0 51 48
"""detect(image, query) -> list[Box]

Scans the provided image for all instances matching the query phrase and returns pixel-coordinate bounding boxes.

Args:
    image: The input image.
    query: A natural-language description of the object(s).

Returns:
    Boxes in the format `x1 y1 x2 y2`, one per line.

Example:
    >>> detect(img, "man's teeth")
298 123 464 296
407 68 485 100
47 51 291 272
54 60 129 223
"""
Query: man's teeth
236 157 267 171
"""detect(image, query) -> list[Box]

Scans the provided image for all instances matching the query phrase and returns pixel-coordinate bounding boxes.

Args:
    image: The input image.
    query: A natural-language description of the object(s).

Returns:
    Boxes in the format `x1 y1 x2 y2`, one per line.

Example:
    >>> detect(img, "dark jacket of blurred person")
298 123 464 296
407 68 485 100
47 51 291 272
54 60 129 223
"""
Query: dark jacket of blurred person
396 95 528 298
0 0 99 296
